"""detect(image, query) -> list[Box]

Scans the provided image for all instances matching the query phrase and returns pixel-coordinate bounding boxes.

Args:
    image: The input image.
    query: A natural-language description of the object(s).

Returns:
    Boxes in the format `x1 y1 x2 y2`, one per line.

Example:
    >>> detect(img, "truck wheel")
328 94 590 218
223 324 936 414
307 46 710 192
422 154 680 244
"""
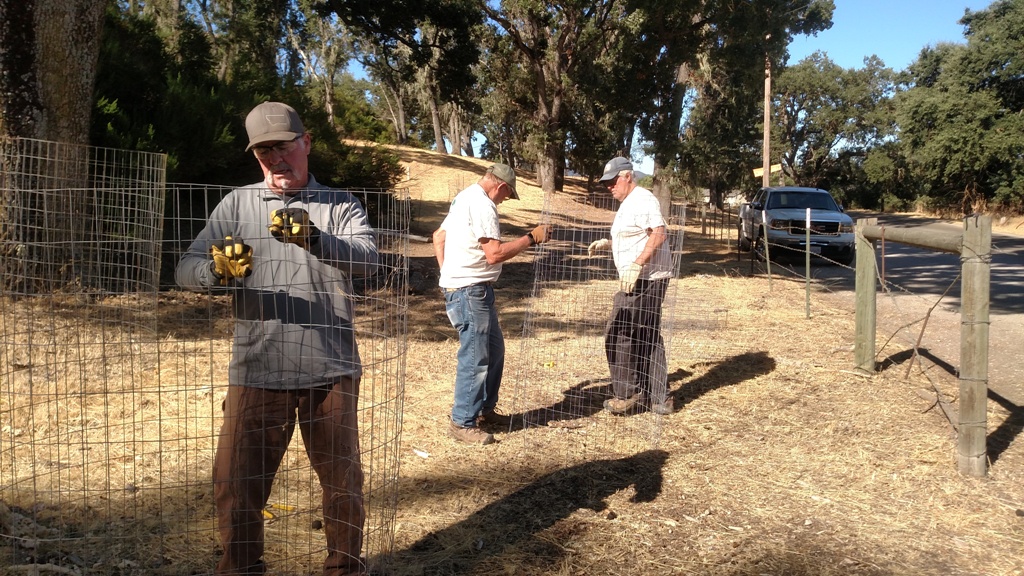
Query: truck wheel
754 227 768 261
738 229 751 252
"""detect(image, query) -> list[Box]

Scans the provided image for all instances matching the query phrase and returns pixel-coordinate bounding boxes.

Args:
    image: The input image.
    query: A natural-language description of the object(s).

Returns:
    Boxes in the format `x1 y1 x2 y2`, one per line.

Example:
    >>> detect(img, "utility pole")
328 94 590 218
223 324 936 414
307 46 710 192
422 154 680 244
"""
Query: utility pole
762 42 771 188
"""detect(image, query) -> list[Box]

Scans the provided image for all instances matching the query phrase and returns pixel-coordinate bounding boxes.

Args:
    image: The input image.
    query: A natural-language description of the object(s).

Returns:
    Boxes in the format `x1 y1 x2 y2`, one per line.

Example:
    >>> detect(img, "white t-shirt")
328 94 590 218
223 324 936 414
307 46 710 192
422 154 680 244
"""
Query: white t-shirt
611 185 672 280
438 183 503 289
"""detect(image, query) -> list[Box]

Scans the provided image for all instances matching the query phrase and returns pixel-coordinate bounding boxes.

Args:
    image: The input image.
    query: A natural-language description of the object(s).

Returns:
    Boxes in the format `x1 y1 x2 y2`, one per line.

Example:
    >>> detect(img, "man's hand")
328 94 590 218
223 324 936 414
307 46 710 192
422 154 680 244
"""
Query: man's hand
620 262 642 293
210 236 253 286
269 208 320 249
588 238 610 256
528 224 551 245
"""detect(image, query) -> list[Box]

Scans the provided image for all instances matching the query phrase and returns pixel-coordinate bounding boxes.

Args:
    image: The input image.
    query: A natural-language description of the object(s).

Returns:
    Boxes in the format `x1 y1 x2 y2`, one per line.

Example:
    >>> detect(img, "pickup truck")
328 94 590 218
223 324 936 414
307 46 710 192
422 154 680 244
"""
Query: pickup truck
737 186 855 265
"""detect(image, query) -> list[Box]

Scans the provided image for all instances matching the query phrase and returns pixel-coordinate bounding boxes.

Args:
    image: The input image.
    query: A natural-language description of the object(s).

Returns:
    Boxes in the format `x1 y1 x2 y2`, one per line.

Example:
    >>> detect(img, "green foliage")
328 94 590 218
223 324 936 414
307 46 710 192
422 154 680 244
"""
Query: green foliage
308 141 404 190
91 2 407 189
772 52 895 199
321 0 482 107
90 0 1024 218
895 0 1024 213
92 7 245 183
641 0 835 207
91 6 169 153
860 143 915 211
334 78 396 143
476 31 535 166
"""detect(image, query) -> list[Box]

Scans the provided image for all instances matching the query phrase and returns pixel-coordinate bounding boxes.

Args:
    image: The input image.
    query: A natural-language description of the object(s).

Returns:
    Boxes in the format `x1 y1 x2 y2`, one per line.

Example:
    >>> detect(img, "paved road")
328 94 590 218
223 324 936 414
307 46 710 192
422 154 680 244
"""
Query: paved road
852 212 1024 314
762 212 1024 405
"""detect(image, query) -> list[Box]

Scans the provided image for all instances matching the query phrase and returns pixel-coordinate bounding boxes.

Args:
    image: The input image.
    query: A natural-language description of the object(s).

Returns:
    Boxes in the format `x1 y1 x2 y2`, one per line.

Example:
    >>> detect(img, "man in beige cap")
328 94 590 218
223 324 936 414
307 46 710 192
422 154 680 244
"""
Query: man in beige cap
432 164 549 444
176 101 376 575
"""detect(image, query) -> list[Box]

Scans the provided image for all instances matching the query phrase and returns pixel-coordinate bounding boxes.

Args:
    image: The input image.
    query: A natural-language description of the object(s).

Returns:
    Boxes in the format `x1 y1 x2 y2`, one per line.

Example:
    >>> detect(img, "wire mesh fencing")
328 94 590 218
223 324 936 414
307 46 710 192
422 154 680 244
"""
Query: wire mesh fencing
160 183 410 574
510 197 697 457
1 139 409 575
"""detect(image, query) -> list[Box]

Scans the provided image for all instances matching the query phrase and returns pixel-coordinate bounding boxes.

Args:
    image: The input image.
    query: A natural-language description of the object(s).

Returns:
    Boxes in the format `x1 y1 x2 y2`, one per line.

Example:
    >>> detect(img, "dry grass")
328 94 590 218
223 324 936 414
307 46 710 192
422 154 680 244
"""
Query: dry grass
386 145 1024 576
2 144 1022 575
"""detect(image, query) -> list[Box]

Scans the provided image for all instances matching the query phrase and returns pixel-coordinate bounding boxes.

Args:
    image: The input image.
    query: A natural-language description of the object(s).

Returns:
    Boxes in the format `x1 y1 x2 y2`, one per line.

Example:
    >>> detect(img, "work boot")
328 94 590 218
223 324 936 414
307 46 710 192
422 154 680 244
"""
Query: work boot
603 393 645 415
476 409 512 429
448 420 495 445
651 396 674 415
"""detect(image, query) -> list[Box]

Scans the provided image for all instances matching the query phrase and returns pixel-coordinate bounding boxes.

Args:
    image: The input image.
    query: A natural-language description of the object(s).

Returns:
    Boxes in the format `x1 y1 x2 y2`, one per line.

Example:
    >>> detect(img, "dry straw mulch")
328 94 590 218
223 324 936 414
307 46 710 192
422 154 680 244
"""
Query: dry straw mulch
388 145 1024 576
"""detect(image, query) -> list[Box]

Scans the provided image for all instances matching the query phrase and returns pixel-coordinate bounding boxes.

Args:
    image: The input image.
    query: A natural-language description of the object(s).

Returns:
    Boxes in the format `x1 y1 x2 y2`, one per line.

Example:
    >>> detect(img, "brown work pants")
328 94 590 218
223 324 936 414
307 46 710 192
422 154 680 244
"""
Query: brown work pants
213 378 365 575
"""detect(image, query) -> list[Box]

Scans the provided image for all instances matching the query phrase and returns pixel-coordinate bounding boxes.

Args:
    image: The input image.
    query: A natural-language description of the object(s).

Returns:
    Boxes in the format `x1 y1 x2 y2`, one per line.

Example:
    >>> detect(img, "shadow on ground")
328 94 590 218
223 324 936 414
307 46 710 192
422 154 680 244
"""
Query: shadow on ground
383 450 669 575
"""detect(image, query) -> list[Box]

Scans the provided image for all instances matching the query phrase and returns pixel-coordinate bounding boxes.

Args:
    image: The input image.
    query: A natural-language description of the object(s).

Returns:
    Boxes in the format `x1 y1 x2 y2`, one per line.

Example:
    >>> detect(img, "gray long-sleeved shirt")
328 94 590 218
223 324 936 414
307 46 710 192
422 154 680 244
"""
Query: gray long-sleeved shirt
175 176 378 389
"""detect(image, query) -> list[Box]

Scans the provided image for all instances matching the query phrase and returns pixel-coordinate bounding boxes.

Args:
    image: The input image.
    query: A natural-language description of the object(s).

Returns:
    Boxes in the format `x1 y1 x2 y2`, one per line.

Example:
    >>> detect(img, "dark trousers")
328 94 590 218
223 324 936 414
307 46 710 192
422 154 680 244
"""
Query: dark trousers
213 378 365 576
604 278 669 403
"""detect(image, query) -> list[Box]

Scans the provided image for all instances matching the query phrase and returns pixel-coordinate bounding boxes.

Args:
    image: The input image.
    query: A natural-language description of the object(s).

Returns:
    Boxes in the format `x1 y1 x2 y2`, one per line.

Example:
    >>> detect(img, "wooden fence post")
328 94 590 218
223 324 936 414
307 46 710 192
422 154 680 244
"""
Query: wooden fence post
958 215 991 477
854 218 878 374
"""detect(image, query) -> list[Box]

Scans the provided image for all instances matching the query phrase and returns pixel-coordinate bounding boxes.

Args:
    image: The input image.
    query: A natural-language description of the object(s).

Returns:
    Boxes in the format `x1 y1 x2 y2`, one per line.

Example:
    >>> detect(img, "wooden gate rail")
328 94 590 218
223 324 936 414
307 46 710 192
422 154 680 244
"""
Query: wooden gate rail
853 216 991 477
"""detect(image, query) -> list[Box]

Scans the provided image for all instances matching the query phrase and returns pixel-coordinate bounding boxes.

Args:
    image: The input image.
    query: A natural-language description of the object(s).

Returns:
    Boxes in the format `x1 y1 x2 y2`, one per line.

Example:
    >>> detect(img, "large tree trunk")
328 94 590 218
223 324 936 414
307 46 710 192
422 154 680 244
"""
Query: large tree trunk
0 0 106 293
0 0 104 143
447 104 463 156
650 62 690 215
534 92 565 193
0 0 40 138
428 96 446 154
422 67 447 154
536 150 558 193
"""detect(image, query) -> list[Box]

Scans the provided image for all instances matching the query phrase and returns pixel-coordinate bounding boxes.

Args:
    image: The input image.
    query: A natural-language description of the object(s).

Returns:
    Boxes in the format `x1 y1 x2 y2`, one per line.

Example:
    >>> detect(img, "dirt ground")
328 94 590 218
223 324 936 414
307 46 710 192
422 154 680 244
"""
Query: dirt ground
381 145 1024 576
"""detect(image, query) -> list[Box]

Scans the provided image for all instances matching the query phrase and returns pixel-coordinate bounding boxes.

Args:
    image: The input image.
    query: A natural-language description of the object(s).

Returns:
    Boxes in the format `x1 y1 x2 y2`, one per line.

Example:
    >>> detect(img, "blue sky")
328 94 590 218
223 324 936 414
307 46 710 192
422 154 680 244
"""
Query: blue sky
787 0 993 71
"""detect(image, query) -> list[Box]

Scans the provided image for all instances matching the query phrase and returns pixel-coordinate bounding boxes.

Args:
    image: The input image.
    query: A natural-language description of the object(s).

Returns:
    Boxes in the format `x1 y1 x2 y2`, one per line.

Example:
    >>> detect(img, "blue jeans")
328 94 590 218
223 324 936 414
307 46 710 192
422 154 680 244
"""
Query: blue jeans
444 283 504 428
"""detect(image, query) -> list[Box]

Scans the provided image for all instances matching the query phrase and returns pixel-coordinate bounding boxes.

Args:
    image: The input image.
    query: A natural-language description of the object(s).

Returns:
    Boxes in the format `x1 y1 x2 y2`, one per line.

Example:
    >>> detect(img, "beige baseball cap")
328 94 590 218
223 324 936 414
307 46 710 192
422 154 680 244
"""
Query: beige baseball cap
244 102 305 151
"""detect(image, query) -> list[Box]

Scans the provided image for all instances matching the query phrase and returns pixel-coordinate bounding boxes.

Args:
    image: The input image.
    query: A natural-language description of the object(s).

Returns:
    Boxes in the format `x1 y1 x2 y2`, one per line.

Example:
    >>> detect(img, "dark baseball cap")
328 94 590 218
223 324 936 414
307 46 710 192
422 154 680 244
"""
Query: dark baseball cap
245 102 305 151
599 157 633 182
488 163 519 199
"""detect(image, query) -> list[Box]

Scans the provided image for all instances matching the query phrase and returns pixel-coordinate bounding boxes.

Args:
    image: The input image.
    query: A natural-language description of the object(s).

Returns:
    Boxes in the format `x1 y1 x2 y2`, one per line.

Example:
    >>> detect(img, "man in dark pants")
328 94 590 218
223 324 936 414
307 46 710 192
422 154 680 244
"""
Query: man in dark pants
588 156 673 415
176 101 377 575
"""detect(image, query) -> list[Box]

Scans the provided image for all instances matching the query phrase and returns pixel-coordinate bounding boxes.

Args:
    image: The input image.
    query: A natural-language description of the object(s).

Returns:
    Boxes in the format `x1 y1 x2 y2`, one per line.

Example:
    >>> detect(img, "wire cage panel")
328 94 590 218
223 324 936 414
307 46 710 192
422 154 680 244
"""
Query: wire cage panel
1 147 408 575
511 199 687 457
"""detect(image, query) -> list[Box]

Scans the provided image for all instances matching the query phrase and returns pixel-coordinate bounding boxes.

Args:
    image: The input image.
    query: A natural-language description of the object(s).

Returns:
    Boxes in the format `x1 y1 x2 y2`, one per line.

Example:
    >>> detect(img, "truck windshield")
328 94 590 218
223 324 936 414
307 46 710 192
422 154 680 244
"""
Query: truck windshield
766 192 838 211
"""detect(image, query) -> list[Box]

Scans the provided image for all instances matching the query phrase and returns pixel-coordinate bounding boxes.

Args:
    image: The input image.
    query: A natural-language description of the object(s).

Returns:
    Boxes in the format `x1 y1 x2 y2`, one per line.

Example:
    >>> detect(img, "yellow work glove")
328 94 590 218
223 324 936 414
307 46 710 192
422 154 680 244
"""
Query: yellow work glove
587 238 611 256
620 262 642 293
268 208 320 249
528 224 551 245
210 236 253 286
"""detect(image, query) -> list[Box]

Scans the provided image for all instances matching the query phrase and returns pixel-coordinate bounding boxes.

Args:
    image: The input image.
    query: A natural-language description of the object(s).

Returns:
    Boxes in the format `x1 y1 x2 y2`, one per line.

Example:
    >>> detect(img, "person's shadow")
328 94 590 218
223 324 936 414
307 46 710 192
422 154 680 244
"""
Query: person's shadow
505 351 777 430
381 450 669 575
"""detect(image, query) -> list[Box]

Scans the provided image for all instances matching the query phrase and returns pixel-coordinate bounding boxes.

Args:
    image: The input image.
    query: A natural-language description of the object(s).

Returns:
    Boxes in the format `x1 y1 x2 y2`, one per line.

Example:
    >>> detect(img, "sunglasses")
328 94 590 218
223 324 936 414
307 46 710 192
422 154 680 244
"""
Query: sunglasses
252 136 302 160
603 175 620 188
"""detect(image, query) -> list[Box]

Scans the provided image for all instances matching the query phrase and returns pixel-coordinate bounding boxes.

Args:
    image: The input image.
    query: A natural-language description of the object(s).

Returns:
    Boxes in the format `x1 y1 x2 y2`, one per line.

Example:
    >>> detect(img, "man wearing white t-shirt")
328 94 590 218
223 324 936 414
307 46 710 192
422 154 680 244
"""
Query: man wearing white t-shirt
588 156 673 416
433 164 550 444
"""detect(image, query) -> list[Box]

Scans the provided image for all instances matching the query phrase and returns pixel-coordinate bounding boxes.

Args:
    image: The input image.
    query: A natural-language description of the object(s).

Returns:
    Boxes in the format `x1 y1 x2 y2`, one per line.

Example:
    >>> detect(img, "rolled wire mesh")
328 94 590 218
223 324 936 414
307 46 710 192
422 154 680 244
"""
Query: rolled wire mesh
1 138 171 571
158 183 409 574
1 139 407 575
510 192 689 457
